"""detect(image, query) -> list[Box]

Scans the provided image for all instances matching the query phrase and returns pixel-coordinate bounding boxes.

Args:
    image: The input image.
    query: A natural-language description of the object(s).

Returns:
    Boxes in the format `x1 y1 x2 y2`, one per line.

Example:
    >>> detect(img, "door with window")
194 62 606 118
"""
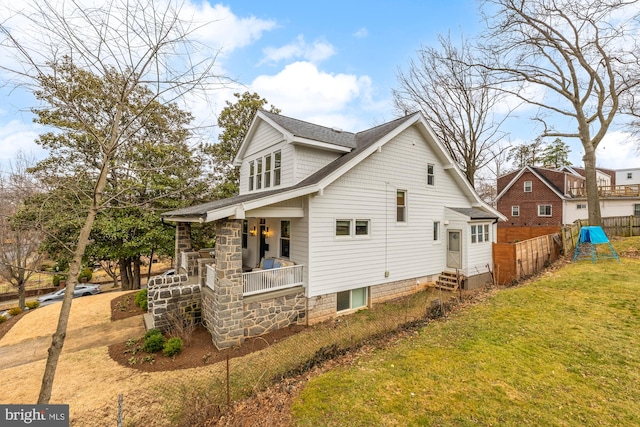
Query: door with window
447 230 462 269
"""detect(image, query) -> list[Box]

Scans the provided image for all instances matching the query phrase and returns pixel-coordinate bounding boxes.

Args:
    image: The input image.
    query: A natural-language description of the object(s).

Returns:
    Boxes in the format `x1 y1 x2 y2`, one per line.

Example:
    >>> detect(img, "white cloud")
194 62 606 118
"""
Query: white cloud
353 28 368 39
250 62 373 125
260 35 335 65
0 120 47 167
596 130 640 169
186 2 277 54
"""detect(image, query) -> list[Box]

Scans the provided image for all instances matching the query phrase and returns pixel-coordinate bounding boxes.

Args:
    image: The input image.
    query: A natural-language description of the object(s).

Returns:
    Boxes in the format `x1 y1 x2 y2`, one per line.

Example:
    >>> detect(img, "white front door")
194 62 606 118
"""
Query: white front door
447 230 462 269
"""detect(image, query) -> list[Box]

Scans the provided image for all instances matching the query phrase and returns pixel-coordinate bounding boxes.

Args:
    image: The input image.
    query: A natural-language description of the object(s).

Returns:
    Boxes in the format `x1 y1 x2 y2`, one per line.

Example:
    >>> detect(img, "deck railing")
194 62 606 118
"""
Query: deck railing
569 184 640 198
242 264 304 296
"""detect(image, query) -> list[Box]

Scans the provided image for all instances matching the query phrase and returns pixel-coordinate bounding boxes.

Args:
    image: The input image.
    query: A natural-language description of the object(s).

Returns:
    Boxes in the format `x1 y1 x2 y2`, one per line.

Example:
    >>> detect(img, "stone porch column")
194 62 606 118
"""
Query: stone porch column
175 222 192 272
211 218 244 349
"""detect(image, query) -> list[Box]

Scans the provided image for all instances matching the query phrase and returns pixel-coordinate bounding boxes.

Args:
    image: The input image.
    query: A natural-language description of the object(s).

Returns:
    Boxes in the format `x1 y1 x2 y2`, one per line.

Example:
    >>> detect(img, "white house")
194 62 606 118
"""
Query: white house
162 111 504 349
616 167 640 186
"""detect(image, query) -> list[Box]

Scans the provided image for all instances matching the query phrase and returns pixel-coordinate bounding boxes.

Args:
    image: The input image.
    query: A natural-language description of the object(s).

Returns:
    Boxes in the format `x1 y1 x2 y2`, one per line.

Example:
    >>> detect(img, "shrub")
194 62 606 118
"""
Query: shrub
52 275 63 287
0 315 6 324
163 337 183 357
26 301 40 310
143 329 166 353
8 307 22 316
77 267 93 283
135 288 148 311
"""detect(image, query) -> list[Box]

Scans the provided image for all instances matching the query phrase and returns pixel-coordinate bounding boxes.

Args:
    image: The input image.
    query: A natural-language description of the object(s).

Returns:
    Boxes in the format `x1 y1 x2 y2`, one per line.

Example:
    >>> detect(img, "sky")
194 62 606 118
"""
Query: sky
0 0 639 175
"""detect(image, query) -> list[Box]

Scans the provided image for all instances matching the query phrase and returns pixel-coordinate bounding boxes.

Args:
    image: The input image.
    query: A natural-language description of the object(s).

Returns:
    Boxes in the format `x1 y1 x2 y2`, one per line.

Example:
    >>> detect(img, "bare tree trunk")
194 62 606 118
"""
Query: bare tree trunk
18 280 26 310
583 147 602 226
119 258 131 290
133 257 141 289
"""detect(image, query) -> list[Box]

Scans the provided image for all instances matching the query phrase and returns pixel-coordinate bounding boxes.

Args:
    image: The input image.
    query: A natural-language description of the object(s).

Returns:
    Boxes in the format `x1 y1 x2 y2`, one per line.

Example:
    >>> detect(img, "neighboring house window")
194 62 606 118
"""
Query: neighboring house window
512 206 520 217
249 161 254 191
355 220 370 236
336 220 351 236
274 151 281 186
264 154 272 188
524 181 532 192
337 287 368 312
634 204 640 216
471 224 490 243
628 172 633 179
433 221 440 241
280 220 290 258
538 205 552 217
397 190 407 222
427 163 435 186
256 159 263 189
242 220 248 249
577 204 587 209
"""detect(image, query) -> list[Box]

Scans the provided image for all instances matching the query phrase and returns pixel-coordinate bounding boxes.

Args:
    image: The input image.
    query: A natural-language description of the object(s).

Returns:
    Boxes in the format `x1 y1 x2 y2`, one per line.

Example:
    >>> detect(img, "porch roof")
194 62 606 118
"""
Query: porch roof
446 207 500 220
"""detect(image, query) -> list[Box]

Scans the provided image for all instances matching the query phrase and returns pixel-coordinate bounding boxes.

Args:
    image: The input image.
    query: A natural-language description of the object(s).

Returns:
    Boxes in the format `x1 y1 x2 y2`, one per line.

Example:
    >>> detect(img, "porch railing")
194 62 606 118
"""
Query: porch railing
242 264 304 296
569 184 640 198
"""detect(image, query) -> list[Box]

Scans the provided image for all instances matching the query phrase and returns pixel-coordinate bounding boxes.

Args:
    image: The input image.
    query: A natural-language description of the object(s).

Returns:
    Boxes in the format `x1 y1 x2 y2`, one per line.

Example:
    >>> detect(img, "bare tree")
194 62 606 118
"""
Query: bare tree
477 0 640 225
394 34 511 186
0 153 44 310
0 0 229 403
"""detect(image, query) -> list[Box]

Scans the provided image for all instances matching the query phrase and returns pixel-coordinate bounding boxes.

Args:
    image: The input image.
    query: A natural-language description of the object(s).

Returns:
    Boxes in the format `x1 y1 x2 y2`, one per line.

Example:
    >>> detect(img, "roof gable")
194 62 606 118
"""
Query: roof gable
495 166 567 201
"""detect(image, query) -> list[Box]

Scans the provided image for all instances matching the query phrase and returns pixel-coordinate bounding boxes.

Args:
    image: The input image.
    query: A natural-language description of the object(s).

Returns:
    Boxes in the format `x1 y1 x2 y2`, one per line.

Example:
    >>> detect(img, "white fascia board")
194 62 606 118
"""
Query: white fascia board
290 137 352 153
244 207 305 218
162 215 206 223
233 111 292 166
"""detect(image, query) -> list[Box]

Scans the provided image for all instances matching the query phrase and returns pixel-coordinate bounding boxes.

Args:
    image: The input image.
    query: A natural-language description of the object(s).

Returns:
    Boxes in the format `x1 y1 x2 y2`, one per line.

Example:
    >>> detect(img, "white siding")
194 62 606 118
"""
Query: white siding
307 126 478 297
615 168 640 185
565 199 640 224
237 121 296 194
294 146 341 183
464 222 494 277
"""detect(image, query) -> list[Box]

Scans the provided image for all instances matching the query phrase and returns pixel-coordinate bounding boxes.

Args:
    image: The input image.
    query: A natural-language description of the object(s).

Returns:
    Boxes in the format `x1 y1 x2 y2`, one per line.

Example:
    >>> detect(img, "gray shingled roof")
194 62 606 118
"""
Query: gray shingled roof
447 207 498 220
261 110 357 149
163 112 421 219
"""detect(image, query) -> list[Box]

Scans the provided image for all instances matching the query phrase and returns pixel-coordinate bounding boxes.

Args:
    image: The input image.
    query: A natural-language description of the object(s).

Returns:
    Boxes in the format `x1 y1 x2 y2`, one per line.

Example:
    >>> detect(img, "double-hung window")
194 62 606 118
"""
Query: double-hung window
248 161 254 191
280 220 290 258
538 205 552 217
264 155 272 188
427 164 435 186
397 190 407 222
433 221 440 241
512 206 519 217
274 151 281 186
634 204 640 216
256 159 263 189
524 181 532 192
471 224 490 243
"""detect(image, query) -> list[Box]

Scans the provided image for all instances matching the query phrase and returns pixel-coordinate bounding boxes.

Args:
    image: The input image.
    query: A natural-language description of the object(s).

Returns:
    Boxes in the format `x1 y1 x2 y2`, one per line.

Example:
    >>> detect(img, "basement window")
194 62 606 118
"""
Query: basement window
337 287 368 312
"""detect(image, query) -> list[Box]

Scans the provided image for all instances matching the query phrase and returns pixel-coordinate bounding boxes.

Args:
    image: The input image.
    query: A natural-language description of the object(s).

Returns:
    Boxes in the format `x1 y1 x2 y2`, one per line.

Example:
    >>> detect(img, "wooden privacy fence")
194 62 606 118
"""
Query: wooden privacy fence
493 234 562 285
494 216 640 285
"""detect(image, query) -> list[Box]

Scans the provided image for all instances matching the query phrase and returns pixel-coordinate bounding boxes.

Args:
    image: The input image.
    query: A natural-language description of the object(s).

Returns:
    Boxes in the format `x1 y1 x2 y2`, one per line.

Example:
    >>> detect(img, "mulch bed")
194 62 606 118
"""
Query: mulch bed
107 292 305 372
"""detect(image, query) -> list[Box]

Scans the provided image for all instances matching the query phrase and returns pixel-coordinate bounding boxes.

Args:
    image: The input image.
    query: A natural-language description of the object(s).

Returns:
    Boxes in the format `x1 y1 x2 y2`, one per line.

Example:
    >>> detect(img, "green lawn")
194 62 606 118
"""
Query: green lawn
292 241 640 426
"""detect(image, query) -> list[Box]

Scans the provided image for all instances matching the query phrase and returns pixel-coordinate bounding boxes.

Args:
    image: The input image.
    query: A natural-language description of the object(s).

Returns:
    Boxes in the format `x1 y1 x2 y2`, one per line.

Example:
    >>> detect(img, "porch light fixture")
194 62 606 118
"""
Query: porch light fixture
250 226 257 236
262 227 270 236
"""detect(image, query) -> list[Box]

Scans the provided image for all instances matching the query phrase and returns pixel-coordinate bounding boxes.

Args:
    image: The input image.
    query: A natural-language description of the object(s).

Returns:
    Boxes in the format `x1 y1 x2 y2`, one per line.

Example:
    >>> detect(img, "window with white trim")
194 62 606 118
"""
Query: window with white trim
274 151 281 186
577 204 587 209
335 220 351 236
433 221 440 241
397 190 407 222
256 158 263 189
524 181 532 192
512 206 519 217
280 220 290 258
355 220 370 236
427 163 435 186
538 205 552 217
248 161 254 191
264 154 272 188
628 172 633 179
337 287 368 312
634 204 640 216
471 224 490 243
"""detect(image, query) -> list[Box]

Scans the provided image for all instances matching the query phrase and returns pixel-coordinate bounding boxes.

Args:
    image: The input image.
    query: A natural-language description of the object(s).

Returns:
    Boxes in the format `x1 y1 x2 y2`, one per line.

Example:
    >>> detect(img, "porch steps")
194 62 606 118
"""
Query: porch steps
435 271 462 292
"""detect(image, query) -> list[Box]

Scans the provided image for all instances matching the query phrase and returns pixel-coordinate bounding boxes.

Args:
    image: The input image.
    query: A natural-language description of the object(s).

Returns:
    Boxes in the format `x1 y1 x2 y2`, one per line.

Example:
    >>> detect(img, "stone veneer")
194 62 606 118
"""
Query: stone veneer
175 222 192 272
209 219 244 349
147 274 201 332
243 287 306 337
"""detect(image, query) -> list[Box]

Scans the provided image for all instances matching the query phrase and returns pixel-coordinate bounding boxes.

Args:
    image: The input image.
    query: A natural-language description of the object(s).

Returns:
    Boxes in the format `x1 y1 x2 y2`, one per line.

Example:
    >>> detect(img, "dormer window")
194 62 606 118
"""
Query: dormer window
248 161 254 191
274 151 281 185
249 150 283 191
256 158 263 189
265 154 272 188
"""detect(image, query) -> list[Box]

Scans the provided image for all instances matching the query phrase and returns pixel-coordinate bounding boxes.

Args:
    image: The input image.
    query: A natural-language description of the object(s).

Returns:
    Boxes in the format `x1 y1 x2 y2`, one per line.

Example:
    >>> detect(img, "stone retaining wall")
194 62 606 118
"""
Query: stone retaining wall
147 274 201 332
243 287 306 337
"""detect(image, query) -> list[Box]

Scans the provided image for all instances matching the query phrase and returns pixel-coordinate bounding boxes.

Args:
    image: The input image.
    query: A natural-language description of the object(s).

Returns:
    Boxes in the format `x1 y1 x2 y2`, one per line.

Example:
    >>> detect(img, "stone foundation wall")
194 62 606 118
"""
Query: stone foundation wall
306 293 337 325
243 287 306 337
370 276 433 305
201 285 215 335
147 274 201 332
